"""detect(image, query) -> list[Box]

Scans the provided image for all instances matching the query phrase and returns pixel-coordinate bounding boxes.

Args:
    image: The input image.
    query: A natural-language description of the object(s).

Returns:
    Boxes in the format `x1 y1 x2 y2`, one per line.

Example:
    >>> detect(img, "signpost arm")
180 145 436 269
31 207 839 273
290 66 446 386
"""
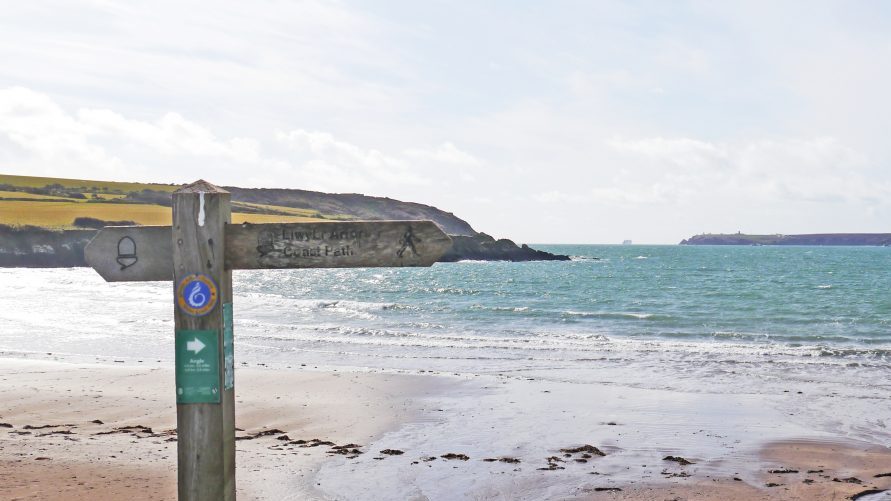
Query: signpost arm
172 180 235 500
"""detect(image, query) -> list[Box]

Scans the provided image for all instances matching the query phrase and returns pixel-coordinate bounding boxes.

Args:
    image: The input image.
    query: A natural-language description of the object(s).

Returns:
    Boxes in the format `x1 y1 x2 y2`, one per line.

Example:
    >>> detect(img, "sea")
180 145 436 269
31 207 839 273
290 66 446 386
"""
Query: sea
3 244 888 380
2 244 890 498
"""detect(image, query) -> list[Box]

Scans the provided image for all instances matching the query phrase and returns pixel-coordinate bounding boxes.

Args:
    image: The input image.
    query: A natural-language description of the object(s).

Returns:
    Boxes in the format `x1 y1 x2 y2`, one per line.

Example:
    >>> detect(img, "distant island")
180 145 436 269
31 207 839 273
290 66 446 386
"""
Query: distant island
0 174 569 266
680 233 891 246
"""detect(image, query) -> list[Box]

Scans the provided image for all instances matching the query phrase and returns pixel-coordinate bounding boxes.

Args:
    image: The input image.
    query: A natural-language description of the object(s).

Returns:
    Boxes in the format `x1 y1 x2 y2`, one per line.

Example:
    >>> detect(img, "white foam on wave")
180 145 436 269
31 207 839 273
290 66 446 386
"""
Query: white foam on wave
563 310 657 320
569 255 604 261
476 305 531 313
238 323 613 352
3 268 890 402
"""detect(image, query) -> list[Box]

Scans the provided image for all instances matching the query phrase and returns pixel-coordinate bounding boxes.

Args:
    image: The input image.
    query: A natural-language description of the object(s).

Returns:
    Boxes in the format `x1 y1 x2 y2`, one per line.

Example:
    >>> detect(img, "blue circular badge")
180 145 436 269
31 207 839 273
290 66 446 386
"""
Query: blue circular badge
177 274 218 316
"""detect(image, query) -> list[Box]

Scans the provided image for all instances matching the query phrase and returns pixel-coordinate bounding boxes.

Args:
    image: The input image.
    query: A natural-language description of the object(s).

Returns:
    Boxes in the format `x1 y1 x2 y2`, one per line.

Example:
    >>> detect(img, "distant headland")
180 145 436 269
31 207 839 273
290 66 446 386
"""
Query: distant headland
0 174 568 266
680 233 891 246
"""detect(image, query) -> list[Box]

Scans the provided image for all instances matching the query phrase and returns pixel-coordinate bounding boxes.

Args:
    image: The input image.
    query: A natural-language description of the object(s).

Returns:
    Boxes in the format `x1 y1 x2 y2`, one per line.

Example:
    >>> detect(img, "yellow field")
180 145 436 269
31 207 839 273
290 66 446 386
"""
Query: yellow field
231 214 323 224
0 190 75 201
232 201 318 216
232 201 352 220
0 174 178 193
0 201 172 227
0 174 344 228
0 200 327 228
88 193 128 200
0 190 127 202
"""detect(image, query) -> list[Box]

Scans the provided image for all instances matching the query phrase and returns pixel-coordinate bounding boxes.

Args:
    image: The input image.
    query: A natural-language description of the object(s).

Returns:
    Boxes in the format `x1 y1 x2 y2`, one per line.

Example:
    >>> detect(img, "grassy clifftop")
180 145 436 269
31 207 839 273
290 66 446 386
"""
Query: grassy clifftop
0 174 476 235
0 173 571 265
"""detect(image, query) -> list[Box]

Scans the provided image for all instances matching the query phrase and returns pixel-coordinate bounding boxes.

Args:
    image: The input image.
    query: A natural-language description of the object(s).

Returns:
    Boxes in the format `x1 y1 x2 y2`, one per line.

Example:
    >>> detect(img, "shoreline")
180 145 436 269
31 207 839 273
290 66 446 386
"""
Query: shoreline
2 356 888 500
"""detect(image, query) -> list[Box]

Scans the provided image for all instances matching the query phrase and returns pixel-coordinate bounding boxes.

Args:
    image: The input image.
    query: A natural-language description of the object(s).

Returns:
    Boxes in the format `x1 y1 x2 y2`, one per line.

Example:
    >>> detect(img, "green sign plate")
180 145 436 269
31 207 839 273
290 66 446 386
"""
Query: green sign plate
175 330 220 404
223 303 234 390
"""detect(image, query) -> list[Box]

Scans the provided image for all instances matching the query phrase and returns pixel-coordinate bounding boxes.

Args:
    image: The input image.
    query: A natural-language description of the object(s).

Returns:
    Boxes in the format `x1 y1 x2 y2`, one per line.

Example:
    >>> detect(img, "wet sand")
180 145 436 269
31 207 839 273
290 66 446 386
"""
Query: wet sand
1 357 889 500
0 358 440 500
574 440 891 500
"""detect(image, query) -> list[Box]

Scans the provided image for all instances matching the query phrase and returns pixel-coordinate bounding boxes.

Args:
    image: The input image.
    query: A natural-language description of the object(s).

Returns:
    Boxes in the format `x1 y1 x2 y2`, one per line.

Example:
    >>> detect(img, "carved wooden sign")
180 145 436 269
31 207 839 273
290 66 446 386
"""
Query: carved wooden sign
85 220 452 281
84 225 173 282
84 180 453 500
226 220 451 270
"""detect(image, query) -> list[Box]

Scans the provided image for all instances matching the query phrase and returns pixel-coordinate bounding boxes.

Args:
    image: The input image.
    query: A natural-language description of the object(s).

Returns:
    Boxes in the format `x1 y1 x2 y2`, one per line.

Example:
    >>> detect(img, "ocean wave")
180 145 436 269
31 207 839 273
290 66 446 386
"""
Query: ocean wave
240 295 419 317
238 324 615 352
707 331 858 344
470 305 532 313
420 287 480 295
235 322 891 369
569 256 603 261
817 347 891 359
562 311 664 320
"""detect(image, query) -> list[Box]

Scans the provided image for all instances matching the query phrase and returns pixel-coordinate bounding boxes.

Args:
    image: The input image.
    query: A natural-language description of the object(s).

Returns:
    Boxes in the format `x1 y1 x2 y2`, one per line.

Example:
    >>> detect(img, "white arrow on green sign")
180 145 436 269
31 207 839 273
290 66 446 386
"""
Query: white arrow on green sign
175 330 220 404
186 338 206 354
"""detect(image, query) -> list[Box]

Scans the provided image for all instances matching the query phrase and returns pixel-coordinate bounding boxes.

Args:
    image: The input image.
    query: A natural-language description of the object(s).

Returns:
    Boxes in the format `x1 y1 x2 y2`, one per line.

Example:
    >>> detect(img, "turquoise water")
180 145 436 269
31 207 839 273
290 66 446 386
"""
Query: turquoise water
1 245 889 384
3 246 889 499
236 244 891 354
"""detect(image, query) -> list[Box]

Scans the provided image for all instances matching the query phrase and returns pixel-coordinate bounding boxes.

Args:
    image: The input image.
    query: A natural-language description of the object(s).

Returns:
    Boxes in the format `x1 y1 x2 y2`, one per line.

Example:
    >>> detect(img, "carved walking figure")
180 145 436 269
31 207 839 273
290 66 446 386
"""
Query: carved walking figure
256 229 277 257
397 226 421 257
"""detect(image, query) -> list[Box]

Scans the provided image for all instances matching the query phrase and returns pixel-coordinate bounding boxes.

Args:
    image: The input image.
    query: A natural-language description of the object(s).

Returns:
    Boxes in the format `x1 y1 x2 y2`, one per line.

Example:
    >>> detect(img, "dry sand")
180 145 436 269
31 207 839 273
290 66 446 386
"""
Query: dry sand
1 357 889 500
0 358 441 500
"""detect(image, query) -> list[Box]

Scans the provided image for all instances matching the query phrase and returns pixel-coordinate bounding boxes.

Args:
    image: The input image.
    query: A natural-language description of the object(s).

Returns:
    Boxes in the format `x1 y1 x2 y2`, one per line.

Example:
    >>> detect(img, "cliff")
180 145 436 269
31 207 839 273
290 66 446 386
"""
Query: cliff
0 225 95 267
0 226 568 267
223 186 476 236
0 174 569 264
680 233 891 246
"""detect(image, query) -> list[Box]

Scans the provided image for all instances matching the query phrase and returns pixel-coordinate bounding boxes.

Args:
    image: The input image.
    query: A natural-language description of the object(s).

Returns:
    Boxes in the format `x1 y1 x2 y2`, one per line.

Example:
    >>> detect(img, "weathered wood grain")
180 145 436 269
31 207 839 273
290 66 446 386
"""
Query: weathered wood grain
226 220 452 270
84 183 453 500
84 226 173 281
172 180 236 501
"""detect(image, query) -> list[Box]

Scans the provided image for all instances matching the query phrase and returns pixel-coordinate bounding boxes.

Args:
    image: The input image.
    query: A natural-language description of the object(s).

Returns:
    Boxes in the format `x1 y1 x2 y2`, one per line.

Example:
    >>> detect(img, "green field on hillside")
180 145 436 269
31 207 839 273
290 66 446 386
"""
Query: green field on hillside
0 174 335 228
0 174 179 193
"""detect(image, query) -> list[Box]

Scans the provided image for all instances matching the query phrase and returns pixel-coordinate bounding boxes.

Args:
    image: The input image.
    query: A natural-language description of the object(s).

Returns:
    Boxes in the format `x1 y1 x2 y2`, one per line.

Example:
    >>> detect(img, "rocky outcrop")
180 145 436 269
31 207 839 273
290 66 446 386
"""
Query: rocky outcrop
438 233 570 262
680 233 891 246
0 225 94 267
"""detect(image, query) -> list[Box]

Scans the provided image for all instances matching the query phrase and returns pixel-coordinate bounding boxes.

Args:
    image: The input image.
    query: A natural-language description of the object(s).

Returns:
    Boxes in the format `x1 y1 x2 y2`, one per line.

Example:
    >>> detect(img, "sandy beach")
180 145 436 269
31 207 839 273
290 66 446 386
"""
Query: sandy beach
2 356 889 500
0 357 441 500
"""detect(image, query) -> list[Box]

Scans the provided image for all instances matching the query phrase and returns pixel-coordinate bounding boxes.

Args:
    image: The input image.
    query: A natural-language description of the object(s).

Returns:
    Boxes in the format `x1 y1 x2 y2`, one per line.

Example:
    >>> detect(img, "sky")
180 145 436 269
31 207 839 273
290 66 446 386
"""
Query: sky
1 1 890 244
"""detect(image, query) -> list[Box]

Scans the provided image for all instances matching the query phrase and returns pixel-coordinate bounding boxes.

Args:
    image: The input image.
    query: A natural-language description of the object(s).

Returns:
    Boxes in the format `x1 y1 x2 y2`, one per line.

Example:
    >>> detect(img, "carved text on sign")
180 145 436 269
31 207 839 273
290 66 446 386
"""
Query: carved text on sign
256 226 382 261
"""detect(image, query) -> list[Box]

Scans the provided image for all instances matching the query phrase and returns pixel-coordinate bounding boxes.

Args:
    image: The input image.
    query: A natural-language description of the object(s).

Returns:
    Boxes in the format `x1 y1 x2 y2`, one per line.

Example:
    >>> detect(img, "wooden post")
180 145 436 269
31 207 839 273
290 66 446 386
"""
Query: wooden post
172 180 235 500
83 180 452 500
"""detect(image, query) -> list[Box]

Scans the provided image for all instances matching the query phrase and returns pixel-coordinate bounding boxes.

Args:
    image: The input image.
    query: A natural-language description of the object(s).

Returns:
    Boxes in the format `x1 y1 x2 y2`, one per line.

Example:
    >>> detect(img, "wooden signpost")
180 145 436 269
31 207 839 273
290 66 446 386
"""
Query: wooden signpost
84 180 452 500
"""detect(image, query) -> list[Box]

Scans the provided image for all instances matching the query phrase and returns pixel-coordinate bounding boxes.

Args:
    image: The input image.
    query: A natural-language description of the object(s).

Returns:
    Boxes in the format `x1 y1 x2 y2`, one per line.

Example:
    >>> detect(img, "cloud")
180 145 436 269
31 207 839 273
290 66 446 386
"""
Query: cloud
0 87 125 177
598 136 889 207
0 87 482 198
532 190 587 204
2 2 890 243
275 129 432 191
